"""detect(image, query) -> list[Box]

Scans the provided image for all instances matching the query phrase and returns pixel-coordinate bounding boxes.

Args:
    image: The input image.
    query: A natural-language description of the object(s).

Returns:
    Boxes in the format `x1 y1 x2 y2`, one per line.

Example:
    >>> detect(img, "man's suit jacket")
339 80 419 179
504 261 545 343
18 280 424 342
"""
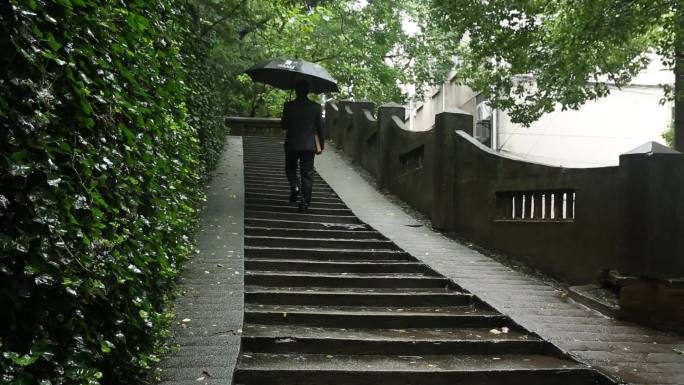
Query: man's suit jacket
281 98 324 152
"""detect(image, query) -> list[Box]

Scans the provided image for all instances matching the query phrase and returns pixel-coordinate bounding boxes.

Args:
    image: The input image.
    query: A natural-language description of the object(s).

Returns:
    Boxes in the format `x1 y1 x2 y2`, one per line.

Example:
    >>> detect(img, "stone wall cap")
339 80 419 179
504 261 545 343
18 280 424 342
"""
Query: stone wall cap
441 107 471 115
622 141 682 156
380 102 405 108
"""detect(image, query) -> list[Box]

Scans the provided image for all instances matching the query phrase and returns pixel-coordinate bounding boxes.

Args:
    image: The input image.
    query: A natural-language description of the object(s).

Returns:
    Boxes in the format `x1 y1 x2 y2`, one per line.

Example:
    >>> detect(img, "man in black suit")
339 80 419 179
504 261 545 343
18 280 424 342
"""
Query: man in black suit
281 80 324 212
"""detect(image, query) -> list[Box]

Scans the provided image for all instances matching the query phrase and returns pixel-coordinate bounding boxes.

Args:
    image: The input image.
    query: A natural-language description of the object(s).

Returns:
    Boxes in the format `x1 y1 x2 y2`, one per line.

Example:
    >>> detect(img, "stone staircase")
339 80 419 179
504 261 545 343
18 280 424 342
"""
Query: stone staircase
233 136 617 385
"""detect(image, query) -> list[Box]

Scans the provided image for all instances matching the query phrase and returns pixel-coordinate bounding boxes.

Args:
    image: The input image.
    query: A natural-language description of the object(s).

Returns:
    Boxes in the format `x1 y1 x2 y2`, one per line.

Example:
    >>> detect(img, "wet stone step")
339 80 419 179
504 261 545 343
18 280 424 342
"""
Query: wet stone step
244 191 343 204
245 187 339 199
235 365 612 385
246 186 344 198
243 180 328 189
244 308 510 329
243 178 328 187
245 191 339 202
245 226 384 240
246 198 347 209
243 177 328 183
242 324 538 343
244 260 433 274
243 168 326 176
244 247 415 262
244 184 335 194
244 178 328 187
234 352 593 376
244 204 354 216
244 291 474 307
241 336 560 356
244 180 333 189
245 236 401 250
245 303 495 317
244 308 506 329
244 272 451 288
243 168 312 175
243 174 327 180
246 210 359 224
244 286 461 294
245 219 370 231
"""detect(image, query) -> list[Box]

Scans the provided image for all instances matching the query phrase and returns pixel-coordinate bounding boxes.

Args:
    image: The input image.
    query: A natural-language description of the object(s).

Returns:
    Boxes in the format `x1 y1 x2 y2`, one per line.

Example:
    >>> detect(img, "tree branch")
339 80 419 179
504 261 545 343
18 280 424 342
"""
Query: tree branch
312 55 337 63
238 17 271 40
201 0 247 38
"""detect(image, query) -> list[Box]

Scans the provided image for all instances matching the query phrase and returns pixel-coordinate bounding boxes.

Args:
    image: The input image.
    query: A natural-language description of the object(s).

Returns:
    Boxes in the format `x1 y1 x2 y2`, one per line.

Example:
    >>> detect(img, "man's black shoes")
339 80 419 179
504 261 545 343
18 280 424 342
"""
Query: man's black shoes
298 201 310 212
289 189 299 204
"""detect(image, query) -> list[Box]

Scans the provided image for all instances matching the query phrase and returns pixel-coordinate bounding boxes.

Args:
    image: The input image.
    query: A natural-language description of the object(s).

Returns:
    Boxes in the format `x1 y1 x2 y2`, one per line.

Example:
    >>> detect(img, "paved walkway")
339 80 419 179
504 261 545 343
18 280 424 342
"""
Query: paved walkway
315 146 684 385
154 137 244 385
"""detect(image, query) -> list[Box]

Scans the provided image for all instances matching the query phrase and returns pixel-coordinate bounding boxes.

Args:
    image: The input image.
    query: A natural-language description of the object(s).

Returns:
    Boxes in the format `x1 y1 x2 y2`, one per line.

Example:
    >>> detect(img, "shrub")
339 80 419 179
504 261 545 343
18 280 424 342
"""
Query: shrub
0 1 224 383
663 120 674 148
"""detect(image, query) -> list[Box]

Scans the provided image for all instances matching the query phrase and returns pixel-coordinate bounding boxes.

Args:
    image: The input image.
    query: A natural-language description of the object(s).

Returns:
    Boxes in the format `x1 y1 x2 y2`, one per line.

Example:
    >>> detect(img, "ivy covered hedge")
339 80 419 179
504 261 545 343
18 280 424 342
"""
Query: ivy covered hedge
1 1 226 384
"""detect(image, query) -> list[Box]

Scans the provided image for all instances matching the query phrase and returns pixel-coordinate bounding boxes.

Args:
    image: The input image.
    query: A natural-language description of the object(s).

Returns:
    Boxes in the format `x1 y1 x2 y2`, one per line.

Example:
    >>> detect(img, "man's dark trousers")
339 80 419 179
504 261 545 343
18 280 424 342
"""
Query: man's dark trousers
285 150 315 203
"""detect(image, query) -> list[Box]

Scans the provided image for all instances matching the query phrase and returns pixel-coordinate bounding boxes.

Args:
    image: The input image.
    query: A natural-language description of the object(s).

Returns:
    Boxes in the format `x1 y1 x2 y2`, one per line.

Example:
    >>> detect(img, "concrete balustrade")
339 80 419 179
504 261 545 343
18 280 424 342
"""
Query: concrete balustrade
225 102 683 330
323 100 684 287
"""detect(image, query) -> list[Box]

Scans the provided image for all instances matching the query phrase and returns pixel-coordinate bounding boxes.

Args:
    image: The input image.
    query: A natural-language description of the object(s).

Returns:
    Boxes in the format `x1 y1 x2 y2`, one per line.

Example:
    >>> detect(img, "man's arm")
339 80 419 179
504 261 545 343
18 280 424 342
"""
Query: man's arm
281 102 290 130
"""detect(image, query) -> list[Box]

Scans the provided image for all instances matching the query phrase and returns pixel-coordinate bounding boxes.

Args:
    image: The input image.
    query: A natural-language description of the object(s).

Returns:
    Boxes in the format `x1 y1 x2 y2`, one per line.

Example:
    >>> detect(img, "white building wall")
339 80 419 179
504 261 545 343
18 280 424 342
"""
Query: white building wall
409 60 673 167
497 85 671 167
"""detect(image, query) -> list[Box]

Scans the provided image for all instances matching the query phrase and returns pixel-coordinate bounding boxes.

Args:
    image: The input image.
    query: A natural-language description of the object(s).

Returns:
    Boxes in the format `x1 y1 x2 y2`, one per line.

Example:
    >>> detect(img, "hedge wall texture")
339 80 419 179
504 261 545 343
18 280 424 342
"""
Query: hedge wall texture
1 1 224 384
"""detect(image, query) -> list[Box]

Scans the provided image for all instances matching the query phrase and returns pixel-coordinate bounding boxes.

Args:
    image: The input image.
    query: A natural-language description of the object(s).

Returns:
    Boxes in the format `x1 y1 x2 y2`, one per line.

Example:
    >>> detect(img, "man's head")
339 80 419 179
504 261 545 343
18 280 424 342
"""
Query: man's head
295 80 310 98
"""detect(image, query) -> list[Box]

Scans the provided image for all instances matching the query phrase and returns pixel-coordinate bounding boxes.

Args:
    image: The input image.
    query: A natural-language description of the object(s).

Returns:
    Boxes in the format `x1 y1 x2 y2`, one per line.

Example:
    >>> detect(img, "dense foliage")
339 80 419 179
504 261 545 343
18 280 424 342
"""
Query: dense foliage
665 121 675 147
198 0 454 117
0 0 459 383
430 0 683 149
0 1 227 384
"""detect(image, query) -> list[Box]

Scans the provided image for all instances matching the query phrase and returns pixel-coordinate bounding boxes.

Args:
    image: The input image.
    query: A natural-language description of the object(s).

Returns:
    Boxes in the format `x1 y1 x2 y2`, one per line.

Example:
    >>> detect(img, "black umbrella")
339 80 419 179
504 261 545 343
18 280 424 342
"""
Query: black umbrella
245 58 339 94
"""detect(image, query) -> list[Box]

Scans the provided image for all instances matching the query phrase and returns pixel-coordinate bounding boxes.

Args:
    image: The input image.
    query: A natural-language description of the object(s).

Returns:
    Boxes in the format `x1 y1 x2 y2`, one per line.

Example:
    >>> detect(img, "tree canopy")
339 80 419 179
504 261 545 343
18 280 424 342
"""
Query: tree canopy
196 0 453 117
430 0 683 150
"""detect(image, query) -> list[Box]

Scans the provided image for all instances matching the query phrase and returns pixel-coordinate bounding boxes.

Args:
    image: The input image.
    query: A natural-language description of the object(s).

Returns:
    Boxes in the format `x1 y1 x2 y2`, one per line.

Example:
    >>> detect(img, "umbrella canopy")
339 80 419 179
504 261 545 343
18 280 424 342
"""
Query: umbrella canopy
245 58 339 94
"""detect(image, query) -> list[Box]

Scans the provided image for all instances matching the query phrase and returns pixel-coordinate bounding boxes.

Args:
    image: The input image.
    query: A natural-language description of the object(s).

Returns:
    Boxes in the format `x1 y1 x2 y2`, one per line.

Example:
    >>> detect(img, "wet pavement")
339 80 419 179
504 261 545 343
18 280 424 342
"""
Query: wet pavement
153 137 245 385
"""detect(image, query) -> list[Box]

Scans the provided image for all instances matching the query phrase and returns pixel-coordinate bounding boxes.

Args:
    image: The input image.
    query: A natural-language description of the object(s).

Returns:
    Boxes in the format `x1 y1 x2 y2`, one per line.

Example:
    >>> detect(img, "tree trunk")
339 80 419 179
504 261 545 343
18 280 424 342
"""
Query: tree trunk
675 4 684 152
676 62 684 152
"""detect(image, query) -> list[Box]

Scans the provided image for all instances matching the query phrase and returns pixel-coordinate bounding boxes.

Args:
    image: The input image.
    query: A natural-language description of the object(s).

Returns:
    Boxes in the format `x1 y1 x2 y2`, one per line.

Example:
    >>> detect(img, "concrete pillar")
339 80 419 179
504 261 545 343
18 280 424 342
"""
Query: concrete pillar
324 101 339 144
432 108 473 231
346 101 375 160
334 101 354 149
377 103 406 189
619 142 684 278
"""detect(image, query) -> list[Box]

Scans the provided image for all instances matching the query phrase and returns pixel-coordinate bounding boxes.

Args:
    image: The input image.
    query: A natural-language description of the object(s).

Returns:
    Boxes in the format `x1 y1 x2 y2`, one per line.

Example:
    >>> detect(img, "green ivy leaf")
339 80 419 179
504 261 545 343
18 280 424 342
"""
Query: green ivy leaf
3 351 39 366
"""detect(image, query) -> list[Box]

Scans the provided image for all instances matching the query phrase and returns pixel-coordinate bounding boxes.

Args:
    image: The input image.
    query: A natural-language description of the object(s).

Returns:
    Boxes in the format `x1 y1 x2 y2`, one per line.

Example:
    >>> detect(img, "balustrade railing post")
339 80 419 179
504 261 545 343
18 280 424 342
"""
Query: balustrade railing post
544 192 552 220
432 109 473 231
377 103 406 189
619 142 684 278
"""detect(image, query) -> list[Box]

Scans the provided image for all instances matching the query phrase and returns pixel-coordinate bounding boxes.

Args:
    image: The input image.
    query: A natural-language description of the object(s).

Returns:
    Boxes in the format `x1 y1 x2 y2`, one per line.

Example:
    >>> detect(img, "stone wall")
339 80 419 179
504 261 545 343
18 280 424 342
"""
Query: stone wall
325 100 684 285
226 117 282 137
